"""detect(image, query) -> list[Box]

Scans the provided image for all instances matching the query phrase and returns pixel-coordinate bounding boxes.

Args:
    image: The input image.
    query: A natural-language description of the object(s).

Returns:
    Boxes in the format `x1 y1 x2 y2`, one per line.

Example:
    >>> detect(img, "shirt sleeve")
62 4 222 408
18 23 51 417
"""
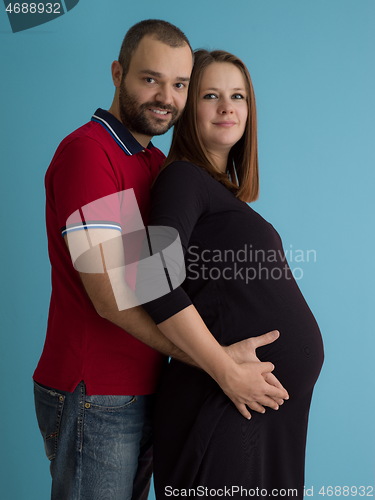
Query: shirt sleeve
142 161 210 324
48 136 122 236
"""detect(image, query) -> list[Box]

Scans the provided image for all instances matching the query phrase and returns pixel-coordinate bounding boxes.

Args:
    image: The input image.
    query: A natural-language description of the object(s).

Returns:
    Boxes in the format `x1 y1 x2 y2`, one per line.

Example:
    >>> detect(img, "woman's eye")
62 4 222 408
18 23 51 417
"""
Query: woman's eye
203 93 218 99
232 93 245 99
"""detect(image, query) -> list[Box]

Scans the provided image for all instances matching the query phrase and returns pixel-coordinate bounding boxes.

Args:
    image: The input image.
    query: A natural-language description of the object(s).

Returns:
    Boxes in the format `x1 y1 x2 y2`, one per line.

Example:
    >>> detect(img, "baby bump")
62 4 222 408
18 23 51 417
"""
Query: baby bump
256 307 324 398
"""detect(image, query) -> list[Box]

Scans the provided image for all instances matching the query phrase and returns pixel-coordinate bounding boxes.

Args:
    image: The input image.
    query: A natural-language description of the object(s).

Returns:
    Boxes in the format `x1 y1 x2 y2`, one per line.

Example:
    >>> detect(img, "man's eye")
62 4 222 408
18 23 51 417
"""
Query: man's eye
145 77 156 84
175 82 186 89
203 93 218 99
232 93 245 99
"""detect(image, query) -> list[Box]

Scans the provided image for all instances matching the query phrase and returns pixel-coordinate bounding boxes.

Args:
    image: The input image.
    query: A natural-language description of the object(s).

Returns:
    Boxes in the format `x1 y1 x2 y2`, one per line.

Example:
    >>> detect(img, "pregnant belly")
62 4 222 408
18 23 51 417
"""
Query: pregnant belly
254 300 324 398
192 273 324 399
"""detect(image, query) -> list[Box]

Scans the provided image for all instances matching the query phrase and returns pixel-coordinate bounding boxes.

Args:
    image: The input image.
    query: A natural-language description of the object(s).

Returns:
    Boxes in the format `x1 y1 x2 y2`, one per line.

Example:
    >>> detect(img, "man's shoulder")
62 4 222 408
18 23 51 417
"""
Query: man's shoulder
57 120 108 152
148 145 166 161
45 121 114 185
55 121 165 161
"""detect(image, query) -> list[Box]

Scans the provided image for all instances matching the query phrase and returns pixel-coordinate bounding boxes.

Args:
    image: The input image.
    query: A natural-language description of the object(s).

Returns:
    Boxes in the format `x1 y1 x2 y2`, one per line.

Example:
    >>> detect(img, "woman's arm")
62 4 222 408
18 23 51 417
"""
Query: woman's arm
157 305 288 419
145 162 288 418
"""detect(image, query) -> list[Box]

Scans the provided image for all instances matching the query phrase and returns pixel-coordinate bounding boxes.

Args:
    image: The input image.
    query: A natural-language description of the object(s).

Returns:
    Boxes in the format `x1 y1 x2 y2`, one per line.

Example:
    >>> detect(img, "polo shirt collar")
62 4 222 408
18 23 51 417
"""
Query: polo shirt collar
91 108 154 156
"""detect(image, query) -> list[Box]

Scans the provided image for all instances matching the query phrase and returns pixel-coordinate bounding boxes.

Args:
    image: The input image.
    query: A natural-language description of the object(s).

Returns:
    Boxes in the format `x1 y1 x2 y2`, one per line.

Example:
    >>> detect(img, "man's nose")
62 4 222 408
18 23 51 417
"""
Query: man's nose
155 85 173 105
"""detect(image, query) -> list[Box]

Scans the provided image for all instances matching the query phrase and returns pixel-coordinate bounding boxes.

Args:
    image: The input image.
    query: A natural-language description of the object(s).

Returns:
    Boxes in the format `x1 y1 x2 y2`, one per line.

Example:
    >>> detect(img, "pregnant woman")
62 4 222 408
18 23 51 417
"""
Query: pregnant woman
144 49 324 498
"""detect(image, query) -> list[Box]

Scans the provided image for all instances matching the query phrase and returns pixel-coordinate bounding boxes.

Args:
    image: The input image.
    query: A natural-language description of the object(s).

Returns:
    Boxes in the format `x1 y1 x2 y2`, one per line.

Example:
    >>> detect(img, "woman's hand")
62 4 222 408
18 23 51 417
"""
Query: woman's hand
157 307 289 420
218 358 289 419
222 331 289 418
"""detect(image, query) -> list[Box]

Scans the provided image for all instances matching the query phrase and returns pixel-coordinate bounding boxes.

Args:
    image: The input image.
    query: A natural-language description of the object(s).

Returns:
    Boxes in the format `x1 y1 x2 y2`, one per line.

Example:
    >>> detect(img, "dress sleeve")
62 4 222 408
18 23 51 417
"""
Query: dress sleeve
142 161 210 324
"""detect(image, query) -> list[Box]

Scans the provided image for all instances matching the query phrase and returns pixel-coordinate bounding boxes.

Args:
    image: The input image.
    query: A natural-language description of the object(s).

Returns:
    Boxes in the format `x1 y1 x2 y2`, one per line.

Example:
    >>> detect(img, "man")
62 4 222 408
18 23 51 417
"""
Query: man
33 19 288 500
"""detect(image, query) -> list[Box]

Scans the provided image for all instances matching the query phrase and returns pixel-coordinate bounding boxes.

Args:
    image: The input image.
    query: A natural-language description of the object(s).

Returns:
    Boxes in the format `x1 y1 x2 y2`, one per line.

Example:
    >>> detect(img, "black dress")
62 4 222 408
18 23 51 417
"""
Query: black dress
143 161 324 499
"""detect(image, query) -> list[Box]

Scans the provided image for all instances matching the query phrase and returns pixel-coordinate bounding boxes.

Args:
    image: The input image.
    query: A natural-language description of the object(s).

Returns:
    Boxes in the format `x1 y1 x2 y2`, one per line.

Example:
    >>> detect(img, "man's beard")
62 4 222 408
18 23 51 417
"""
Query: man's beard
119 81 179 137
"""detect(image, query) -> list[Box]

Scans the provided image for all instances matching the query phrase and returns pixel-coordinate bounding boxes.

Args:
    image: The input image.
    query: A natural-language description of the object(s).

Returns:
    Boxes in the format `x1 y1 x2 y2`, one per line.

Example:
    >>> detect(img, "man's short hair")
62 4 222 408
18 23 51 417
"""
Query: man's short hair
118 19 192 78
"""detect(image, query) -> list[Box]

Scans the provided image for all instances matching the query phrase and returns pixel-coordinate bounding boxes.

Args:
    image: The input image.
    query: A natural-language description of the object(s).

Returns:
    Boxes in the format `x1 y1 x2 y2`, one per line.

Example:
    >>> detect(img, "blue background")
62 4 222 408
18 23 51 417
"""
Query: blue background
1 1 374 498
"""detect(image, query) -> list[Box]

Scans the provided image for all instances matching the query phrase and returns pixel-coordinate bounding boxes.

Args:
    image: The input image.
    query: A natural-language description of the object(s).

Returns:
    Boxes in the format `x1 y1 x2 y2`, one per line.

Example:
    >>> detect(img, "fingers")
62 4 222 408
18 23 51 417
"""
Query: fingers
226 359 289 418
233 401 273 419
264 373 289 402
254 366 289 405
264 373 289 397
264 372 283 389
234 395 280 416
231 388 288 418
260 361 275 374
255 360 289 402
252 330 280 349
273 397 285 406
255 395 280 410
247 401 266 414
265 383 289 401
234 402 252 420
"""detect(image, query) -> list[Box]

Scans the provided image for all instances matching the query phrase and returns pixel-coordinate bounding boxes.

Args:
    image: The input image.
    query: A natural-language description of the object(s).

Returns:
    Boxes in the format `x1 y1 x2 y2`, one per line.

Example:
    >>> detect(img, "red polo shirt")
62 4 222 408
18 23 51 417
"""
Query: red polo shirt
33 109 165 395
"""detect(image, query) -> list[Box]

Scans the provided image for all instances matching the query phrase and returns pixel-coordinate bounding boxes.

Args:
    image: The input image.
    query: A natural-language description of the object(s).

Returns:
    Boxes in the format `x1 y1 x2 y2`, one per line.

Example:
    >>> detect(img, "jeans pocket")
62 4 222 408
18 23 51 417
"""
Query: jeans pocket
33 381 65 461
84 394 137 412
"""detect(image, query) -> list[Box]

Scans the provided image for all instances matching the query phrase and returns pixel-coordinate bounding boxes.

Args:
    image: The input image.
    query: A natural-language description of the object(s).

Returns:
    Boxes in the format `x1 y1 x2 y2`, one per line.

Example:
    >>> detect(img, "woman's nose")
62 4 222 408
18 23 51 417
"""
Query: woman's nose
218 98 234 114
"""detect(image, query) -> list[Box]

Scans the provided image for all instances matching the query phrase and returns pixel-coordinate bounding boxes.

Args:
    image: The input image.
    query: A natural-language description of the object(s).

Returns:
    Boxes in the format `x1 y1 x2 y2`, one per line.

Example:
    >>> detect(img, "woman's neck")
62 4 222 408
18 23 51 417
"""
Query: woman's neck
206 150 229 173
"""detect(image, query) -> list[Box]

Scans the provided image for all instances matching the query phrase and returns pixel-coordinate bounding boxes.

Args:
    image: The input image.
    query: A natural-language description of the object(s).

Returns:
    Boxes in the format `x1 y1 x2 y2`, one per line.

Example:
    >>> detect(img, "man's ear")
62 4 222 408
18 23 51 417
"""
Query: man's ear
111 61 123 88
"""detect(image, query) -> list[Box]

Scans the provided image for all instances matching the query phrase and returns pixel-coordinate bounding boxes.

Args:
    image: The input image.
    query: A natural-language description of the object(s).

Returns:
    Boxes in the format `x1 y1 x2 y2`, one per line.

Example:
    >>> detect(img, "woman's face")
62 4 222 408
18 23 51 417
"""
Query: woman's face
196 62 248 163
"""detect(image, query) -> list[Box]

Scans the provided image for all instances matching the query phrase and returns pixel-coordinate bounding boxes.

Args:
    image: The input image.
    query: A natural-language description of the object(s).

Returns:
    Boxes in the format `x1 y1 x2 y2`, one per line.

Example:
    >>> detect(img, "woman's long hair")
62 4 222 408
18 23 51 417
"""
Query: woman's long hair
164 49 259 202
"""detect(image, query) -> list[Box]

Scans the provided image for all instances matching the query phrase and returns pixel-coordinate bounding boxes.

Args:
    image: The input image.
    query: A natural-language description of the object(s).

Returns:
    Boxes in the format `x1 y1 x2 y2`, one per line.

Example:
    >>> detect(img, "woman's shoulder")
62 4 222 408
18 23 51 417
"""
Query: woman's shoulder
156 160 212 190
160 160 209 178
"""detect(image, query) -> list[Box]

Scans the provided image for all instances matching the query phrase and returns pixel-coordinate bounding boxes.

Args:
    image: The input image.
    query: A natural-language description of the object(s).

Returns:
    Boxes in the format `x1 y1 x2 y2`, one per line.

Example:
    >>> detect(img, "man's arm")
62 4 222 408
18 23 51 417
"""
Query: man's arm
79 268 192 361
67 231 288 418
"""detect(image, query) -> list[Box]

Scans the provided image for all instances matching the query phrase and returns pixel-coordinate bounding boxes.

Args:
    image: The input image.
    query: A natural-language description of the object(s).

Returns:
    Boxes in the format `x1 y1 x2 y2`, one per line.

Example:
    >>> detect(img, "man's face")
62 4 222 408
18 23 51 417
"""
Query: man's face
119 35 193 141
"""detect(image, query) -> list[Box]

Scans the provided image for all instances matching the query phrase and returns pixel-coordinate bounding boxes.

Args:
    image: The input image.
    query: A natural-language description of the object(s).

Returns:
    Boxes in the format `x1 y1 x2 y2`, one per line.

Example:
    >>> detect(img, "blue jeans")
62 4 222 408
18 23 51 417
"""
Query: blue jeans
33 381 154 500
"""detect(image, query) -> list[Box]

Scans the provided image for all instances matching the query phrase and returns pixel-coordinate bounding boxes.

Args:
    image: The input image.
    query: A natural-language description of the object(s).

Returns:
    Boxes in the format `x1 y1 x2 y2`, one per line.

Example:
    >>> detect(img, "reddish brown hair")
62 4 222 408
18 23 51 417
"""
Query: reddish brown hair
164 49 259 202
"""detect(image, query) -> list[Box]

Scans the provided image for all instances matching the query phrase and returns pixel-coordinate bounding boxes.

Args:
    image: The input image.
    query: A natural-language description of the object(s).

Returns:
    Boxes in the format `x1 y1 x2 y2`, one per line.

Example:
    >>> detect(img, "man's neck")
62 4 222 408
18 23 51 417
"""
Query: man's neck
125 129 152 149
107 105 152 149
